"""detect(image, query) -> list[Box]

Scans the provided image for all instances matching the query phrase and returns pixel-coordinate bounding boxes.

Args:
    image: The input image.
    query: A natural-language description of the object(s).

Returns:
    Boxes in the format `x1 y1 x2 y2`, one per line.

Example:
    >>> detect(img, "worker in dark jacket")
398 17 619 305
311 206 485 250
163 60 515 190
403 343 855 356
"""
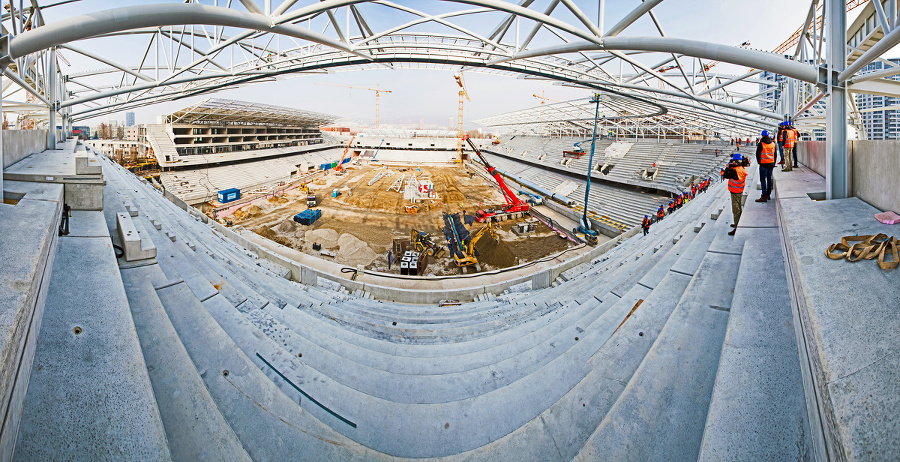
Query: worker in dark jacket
724 153 749 236
755 129 777 202
642 215 651 236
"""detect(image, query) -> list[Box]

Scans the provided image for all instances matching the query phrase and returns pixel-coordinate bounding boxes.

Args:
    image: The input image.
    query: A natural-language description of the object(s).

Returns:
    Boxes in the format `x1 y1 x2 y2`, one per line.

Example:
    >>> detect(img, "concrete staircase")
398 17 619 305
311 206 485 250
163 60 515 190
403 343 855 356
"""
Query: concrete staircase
9 149 813 460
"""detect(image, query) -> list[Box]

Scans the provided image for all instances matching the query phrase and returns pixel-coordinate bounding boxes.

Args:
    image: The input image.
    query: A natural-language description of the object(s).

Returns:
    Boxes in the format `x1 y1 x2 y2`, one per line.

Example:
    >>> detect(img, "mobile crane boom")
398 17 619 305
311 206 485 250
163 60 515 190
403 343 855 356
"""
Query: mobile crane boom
464 135 528 213
334 136 355 172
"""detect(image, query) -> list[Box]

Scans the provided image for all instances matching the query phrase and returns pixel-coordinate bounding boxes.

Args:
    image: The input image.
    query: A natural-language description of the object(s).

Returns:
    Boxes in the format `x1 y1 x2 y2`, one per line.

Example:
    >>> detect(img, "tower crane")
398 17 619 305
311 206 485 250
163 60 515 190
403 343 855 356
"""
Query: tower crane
315 83 392 128
454 73 470 165
532 91 558 104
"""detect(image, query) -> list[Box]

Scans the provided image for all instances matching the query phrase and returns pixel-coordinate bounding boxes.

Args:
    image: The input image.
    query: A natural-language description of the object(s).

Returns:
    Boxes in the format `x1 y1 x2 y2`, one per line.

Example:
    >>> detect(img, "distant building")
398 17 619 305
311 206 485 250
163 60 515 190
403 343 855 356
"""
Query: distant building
124 125 143 142
125 112 135 127
72 125 91 139
760 61 826 140
854 58 900 140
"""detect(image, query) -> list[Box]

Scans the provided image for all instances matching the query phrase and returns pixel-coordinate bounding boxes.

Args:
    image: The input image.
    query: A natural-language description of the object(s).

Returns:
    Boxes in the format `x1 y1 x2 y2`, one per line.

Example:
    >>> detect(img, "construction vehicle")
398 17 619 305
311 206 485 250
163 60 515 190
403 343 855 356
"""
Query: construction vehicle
405 205 419 213
442 212 499 268
443 212 478 267
333 136 356 173
518 190 544 206
464 135 530 222
576 94 603 247
371 139 385 162
410 229 444 258
563 139 587 158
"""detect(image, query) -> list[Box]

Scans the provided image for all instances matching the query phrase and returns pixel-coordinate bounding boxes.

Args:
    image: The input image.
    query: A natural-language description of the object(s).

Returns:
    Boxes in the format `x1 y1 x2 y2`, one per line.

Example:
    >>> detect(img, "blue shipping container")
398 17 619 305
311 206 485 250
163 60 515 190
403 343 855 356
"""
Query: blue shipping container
217 188 241 203
321 163 332 171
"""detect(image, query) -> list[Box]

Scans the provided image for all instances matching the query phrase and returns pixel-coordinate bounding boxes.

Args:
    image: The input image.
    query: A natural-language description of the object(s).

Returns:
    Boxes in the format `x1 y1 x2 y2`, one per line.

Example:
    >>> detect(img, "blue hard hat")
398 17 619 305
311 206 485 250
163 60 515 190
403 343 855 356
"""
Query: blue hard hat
732 153 742 161
645 215 649 218
761 129 770 137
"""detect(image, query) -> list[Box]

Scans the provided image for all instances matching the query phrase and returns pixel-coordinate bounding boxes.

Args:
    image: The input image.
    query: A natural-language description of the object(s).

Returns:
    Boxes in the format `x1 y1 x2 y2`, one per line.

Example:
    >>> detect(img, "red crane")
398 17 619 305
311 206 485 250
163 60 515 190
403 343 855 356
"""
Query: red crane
333 136 355 173
464 135 530 222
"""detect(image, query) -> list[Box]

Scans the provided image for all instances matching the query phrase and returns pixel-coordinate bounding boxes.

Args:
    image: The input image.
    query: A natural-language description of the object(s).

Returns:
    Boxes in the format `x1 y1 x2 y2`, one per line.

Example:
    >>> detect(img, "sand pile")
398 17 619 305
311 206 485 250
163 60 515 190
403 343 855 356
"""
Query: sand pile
275 219 301 235
233 204 262 220
336 233 377 267
268 196 289 205
305 228 339 248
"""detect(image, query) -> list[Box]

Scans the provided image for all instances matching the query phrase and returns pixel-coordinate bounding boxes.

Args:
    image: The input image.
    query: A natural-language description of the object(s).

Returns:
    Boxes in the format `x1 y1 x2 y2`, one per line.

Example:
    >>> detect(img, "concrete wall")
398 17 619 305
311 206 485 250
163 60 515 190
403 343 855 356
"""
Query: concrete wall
796 140 900 213
2 130 48 169
795 141 827 177
849 140 900 214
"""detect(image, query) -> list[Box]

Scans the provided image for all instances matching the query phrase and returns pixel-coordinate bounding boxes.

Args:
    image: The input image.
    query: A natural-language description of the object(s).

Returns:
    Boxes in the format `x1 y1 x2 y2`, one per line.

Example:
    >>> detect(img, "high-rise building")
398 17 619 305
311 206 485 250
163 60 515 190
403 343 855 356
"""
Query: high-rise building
854 58 900 140
125 112 135 127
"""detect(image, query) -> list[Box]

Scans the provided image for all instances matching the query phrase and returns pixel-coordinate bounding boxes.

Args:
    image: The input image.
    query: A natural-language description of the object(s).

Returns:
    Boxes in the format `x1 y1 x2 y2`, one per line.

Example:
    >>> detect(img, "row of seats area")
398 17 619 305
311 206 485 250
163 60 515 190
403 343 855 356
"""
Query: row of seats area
11 141 811 460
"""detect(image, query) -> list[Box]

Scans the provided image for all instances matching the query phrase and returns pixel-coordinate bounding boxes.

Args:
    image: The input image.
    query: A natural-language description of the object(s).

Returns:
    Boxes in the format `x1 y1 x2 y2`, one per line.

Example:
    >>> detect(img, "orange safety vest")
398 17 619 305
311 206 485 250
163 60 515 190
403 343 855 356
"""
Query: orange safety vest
642 217 650 227
657 209 664 218
728 166 747 194
784 129 797 148
760 141 777 164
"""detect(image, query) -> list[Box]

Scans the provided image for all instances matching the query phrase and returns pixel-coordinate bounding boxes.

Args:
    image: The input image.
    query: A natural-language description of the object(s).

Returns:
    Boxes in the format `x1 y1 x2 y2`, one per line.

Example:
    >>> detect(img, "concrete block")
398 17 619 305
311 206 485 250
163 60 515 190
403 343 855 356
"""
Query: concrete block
531 269 551 290
125 203 139 217
186 242 196 252
300 266 318 286
64 183 103 211
673 234 682 244
166 232 176 242
694 222 705 232
117 213 157 262
75 155 101 175
152 220 162 230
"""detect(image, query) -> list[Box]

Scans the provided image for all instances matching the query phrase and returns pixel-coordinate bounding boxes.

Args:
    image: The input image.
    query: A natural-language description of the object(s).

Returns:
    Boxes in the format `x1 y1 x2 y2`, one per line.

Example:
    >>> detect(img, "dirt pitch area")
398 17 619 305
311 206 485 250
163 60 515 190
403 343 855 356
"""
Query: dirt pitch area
226 163 576 275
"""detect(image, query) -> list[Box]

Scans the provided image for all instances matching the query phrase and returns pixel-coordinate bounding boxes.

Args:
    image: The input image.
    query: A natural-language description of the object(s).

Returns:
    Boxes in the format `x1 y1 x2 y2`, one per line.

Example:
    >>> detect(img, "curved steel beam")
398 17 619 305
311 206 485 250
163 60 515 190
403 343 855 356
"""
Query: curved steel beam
489 37 820 84
6 3 371 61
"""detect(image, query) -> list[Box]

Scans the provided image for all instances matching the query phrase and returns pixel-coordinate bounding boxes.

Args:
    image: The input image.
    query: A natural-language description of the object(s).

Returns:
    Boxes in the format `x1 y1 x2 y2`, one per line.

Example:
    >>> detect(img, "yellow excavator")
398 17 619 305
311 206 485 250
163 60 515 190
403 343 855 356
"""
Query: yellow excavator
454 222 498 268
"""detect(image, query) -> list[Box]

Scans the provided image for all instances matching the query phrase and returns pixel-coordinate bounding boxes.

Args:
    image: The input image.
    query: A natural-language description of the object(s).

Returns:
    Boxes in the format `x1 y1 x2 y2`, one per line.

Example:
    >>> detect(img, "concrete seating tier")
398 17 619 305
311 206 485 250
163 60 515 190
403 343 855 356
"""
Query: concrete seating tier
32 145 811 460
160 146 346 203
483 152 667 227
492 136 731 195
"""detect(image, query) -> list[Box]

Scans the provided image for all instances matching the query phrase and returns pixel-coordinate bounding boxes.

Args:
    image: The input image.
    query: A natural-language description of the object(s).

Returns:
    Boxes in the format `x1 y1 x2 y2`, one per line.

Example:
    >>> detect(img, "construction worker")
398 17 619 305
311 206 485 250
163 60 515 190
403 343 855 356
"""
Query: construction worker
776 121 786 165
642 215 651 236
724 153 749 236
668 200 675 215
657 205 665 222
756 129 777 202
780 121 797 172
790 122 800 168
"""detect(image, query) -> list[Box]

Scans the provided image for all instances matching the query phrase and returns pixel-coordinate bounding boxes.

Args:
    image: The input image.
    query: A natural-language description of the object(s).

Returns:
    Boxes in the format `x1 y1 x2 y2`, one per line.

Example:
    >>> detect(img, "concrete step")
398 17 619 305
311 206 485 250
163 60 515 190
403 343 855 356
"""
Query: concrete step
15 214 170 460
154 281 379 461
698 228 811 460
121 264 251 462
575 239 744 461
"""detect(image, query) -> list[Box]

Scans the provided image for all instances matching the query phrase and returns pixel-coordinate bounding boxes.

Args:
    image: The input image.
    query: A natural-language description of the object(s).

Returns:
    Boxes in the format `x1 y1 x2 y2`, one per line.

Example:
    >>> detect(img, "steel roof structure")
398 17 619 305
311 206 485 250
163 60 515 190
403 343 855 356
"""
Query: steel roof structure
164 98 337 126
0 0 898 198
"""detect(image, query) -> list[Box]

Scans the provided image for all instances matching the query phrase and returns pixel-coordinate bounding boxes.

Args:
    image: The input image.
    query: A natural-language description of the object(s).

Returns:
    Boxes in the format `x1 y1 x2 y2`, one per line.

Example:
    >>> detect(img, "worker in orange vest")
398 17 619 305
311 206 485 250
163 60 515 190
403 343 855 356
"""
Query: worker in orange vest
642 215 651 236
755 129 777 202
657 205 665 222
723 153 749 236
779 121 798 172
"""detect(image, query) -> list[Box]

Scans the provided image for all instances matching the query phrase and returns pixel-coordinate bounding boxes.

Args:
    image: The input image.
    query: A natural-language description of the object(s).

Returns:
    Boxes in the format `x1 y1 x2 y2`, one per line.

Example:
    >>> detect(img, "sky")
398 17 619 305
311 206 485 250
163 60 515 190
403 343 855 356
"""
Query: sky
30 0 865 129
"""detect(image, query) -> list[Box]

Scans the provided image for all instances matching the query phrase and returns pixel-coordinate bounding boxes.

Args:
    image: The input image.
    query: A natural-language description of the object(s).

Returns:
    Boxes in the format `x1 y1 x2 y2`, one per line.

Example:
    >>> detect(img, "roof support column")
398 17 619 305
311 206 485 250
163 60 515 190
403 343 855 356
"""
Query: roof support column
48 46 57 149
826 0 848 200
